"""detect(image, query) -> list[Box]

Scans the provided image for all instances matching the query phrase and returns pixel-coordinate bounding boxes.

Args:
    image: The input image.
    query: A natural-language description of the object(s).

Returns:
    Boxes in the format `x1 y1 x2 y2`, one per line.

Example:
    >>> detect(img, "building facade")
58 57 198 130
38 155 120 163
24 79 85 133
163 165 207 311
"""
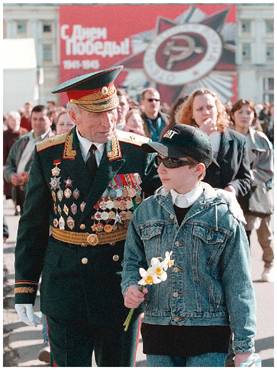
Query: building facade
3 3 274 110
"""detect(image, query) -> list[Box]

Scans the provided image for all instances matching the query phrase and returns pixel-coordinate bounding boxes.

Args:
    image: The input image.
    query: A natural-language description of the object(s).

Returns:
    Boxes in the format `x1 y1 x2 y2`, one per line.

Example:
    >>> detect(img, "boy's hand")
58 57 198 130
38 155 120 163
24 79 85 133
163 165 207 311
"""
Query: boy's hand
234 352 252 366
124 285 148 309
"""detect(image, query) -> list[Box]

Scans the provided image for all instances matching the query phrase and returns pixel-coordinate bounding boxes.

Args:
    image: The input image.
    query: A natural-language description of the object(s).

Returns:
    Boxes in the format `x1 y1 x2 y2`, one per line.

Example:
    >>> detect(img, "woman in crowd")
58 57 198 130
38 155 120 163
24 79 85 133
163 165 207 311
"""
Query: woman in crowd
175 89 252 199
124 108 146 136
231 99 274 282
55 111 75 135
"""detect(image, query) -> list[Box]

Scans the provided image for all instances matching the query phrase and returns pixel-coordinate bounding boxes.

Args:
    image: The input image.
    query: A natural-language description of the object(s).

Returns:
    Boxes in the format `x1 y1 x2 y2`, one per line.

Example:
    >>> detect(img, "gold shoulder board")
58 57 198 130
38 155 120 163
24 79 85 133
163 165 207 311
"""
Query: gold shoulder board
37 133 68 152
116 129 151 147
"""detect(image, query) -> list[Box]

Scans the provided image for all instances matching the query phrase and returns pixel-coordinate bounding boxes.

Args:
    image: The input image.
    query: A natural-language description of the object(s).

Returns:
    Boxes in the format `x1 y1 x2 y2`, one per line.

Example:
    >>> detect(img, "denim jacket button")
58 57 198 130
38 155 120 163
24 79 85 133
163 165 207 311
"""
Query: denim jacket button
175 241 180 247
173 291 179 298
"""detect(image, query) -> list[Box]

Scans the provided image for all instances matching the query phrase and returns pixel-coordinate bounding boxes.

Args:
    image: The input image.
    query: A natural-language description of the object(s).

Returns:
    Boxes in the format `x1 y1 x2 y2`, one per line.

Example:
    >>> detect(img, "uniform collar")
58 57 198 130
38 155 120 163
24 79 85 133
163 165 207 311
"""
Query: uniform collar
76 128 105 162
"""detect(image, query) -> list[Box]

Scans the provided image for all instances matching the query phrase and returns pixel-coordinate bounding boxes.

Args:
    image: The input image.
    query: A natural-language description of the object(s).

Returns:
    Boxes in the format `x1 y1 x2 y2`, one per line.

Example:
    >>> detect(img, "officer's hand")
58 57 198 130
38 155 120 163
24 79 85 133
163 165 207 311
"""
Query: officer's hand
15 304 41 326
124 285 148 309
216 189 246 224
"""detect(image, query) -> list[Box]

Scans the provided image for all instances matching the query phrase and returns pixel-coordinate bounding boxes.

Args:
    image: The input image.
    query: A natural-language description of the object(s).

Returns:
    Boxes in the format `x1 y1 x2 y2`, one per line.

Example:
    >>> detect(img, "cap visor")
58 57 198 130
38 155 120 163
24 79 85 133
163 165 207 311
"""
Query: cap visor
141 142 169 157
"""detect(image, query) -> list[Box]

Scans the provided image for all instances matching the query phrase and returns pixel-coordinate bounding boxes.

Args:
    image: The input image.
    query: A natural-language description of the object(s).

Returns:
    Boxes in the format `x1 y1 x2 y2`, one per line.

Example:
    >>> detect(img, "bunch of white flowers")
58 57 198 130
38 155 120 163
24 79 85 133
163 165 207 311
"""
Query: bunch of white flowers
123 251 174 331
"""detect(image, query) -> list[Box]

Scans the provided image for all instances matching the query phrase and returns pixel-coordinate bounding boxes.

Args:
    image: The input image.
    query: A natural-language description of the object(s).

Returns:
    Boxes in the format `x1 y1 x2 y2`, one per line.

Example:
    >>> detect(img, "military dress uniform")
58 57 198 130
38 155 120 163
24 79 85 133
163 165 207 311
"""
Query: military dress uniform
14 66 160 367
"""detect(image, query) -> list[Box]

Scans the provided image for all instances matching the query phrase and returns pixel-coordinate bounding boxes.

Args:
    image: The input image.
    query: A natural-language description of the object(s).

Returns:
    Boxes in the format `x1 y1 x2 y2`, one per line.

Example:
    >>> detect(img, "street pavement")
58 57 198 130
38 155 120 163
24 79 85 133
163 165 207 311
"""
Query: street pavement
3 198 274 367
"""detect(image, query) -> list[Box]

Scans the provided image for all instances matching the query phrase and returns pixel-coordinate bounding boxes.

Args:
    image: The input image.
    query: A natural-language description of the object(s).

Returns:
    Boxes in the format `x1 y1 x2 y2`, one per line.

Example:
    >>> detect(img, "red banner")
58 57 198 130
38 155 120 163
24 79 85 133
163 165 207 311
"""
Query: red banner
59 4 237 105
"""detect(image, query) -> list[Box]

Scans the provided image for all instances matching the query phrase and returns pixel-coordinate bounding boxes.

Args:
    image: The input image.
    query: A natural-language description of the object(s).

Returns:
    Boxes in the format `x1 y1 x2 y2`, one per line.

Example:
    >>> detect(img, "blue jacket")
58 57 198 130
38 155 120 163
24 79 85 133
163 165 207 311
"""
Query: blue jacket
122 183 256 354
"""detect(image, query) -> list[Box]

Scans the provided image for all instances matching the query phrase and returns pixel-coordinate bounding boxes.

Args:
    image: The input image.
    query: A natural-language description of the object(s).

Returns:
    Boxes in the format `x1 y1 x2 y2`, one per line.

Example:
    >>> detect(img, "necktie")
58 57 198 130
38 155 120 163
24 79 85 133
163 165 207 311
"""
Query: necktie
86 144 98 177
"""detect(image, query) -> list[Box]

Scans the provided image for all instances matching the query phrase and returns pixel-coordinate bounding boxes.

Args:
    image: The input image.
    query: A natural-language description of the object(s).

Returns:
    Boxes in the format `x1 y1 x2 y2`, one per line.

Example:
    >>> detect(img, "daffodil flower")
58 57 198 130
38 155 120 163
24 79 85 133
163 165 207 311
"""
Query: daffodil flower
123 251 174 331
138 267 161 285
161 251 175 270
150 259 167 281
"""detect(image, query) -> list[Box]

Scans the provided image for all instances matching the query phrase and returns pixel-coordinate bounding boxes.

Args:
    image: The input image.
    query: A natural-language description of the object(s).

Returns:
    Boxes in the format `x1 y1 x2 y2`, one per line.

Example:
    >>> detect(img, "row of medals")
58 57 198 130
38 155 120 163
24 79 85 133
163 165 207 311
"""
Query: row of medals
50 164 142 233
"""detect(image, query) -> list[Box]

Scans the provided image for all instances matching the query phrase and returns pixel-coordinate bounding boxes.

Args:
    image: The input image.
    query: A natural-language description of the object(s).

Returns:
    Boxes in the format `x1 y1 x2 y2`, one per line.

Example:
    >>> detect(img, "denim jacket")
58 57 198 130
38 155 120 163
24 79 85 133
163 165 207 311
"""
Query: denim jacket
122 183 256 354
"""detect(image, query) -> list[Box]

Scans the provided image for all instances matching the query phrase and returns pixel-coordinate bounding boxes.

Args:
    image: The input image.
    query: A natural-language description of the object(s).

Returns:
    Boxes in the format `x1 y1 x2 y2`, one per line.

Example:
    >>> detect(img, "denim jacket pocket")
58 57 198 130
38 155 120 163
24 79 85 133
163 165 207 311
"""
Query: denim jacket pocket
140 223 163 261
192 225 228 277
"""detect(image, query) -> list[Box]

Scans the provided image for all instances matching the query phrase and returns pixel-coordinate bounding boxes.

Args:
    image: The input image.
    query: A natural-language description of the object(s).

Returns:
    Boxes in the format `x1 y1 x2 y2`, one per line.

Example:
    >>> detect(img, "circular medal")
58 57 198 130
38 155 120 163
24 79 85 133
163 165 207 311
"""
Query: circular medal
118 200 127 211
109 189 117 199
80 224 86 230
57 189 63 201
105 200 114 210
66 216 75 230
99 199 107 210
122 188 129 197
94 211 102 221
108 211 116 220
96 223 104 232
101 211 109 221
51 191 56 202
104 224 113 233
135 195 142 204
53 218 59 228
120 211 128 221
51 165 61 177
73 188 80 200
64 188 72 198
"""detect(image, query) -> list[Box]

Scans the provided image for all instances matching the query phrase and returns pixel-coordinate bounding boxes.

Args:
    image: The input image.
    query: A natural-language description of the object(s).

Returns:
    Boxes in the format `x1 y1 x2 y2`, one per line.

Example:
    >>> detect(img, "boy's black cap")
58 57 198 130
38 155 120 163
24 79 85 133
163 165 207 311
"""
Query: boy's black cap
142 124 218 168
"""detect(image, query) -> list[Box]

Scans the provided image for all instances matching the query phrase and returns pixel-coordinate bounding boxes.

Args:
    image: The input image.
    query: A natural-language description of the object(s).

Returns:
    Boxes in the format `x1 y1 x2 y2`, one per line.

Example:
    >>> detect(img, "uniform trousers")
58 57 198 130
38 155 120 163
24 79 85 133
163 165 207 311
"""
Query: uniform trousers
245 213 274 267
47 313 140 367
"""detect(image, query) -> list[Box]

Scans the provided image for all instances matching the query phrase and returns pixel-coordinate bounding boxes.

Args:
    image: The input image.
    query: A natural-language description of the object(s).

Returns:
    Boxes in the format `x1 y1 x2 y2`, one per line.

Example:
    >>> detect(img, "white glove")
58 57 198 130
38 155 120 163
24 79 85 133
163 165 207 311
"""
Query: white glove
15 303 41 326
216 189 246 224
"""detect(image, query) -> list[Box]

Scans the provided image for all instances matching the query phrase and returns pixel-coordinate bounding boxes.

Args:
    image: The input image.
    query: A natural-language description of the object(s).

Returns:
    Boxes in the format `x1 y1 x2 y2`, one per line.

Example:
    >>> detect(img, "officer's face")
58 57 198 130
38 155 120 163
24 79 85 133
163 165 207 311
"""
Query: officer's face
73 107 118 143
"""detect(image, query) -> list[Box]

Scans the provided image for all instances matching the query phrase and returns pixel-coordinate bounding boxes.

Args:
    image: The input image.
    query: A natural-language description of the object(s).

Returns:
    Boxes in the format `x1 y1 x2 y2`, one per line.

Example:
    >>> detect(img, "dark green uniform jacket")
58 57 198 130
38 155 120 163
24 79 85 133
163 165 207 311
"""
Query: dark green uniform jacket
15 128 160 326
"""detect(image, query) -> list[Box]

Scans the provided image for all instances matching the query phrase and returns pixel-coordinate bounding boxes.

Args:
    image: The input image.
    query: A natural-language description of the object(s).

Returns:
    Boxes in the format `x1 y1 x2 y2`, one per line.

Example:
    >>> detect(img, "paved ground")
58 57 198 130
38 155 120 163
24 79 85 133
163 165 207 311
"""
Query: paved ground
3 198 274 367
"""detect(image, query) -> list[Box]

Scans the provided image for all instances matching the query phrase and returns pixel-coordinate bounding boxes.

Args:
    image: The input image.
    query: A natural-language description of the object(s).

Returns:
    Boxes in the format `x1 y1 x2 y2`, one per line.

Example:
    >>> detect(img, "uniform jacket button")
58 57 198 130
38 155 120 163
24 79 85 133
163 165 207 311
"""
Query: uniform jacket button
81 257 88 264
112 254 120 262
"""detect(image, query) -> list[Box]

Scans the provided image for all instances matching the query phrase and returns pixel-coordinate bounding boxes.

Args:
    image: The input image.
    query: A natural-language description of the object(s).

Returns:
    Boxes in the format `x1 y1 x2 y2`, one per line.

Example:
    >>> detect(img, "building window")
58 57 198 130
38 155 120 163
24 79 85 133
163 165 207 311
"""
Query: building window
265 19 274 33
242 43 251 62
43 23 52 33
266 44 274 62
42 44 53 62
241 19 251 33
16 20 27 34
263 77 274 103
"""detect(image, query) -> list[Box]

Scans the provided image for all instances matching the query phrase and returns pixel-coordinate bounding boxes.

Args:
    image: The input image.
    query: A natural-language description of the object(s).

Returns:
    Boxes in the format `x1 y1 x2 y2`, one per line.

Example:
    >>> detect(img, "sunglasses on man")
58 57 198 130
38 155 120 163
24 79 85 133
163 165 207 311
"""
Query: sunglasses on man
147 98 160 103
155 155 196 169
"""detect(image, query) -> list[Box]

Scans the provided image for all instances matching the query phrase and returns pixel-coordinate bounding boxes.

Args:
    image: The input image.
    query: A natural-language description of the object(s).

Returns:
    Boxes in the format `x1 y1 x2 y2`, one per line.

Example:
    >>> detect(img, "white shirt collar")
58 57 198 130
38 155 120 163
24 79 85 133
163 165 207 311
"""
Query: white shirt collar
170 183 203 208
76 128 105 164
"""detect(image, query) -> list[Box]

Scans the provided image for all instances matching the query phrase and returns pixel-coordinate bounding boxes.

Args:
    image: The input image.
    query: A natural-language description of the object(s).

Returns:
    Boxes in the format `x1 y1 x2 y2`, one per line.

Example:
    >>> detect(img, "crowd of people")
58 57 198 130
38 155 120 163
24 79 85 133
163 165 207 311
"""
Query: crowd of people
3 65 274 367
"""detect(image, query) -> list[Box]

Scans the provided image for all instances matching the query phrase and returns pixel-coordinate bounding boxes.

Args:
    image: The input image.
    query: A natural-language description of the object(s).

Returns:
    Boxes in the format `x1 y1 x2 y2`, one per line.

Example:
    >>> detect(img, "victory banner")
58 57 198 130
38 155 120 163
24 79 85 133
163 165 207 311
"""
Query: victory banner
59 4 237 105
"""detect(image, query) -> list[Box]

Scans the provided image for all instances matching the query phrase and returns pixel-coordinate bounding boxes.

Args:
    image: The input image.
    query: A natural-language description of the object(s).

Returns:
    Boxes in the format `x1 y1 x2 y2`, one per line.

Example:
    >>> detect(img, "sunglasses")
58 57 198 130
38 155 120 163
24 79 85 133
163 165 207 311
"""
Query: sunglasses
147 98 160 103
155 155 195 169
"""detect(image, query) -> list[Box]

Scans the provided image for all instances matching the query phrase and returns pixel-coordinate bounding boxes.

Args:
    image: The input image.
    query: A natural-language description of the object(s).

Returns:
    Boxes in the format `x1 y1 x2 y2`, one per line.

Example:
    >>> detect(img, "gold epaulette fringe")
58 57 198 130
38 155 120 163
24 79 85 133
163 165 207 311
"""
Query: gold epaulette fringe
116 130 151 147
37 133 68 152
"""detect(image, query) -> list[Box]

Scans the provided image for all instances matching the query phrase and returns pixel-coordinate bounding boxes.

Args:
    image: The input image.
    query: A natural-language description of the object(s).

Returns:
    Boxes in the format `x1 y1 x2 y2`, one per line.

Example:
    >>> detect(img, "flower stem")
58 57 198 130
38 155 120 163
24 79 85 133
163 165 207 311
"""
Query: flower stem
123 308 134 332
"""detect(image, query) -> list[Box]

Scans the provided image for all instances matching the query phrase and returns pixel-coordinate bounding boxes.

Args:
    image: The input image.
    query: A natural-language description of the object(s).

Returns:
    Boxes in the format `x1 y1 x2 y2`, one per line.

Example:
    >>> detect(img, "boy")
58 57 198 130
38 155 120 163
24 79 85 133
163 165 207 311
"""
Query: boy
121 124 256 367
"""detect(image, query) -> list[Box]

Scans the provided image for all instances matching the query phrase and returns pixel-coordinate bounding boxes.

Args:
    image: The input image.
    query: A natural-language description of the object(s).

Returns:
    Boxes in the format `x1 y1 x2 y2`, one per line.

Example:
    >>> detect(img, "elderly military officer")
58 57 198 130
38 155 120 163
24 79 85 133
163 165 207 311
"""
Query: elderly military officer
14 66 160 367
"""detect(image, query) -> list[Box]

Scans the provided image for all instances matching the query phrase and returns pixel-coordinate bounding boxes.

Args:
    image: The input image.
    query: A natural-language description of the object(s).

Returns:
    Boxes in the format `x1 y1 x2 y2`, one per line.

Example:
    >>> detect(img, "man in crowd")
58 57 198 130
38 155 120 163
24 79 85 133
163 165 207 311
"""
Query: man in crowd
140 87 168 141
4 105 53 214
14 66 160 367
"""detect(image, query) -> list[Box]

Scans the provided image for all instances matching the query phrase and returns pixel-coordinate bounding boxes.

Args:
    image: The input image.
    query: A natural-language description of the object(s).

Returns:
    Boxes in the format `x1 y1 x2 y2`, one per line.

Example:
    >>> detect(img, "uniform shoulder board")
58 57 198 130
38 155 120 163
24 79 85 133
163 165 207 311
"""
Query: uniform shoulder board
36 133 68 152
116 129 151 147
